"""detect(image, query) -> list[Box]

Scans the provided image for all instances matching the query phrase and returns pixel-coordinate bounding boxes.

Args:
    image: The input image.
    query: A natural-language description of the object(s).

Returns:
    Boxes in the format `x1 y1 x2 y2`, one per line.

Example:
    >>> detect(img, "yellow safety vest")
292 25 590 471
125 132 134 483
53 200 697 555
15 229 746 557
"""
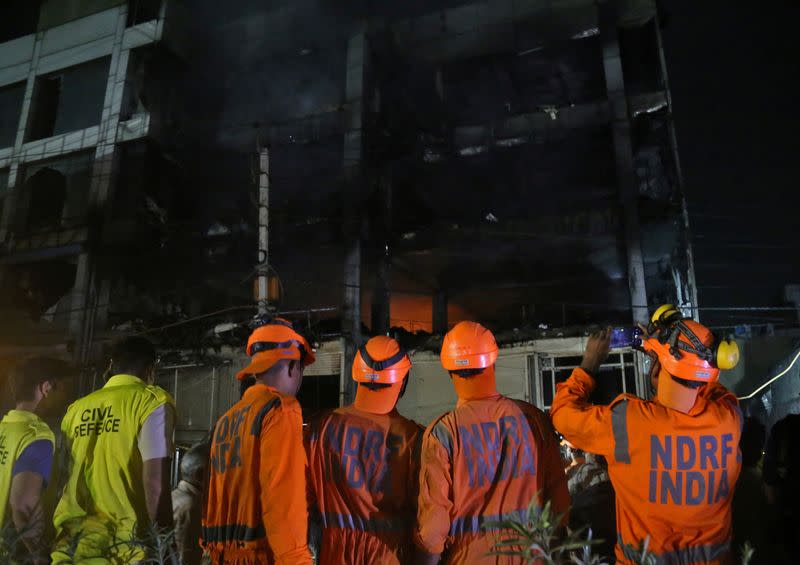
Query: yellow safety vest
52 374 174 564
0 410 55 529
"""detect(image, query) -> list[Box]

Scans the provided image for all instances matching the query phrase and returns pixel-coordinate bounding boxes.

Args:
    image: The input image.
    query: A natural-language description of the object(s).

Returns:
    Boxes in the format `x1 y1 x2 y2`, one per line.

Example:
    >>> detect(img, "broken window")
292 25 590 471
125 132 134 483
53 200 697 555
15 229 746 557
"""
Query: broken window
26 57 110 142
120 47 152 120
0 1 41 43
15 151 93 233
0 259 77 330
127 0 161 26
26 168 67 231
0 82 25 148
112 140 155 220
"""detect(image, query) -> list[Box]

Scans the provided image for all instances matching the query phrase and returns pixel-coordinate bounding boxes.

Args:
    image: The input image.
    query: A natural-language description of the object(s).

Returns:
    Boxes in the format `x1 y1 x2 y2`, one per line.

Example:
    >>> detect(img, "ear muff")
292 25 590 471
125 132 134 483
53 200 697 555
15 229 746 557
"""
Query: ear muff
714 338 740 370
651 304 683 328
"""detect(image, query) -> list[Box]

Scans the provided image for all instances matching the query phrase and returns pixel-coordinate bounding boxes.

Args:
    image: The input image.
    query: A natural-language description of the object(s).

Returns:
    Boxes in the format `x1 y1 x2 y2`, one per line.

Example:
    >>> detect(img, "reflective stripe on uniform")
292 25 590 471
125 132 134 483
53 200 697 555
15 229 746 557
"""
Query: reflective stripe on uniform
202 523 266 543
618 535 731 564
431 421 454 460
320 512 410 533
449 508 529 536
611 400 631 464
250 397 280 436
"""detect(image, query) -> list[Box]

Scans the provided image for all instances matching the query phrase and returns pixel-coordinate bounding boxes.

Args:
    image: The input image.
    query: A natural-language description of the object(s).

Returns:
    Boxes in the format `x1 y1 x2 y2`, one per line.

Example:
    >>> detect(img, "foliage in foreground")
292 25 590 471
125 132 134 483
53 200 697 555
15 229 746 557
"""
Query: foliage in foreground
1 519 179 565
487 498 614 565
488 496 756 565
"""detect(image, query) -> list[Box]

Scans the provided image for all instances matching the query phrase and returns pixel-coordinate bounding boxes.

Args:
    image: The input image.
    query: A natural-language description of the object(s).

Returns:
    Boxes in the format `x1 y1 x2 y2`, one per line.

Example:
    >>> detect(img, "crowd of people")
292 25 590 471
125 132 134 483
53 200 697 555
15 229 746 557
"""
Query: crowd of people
0 305 798 564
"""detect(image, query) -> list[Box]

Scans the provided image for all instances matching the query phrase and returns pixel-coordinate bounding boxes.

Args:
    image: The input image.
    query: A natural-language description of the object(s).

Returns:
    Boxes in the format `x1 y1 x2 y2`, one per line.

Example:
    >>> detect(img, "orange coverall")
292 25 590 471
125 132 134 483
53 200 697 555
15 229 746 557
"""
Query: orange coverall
201 383 312 564
306 405 422 564
551 368 742 565
415 394 570 563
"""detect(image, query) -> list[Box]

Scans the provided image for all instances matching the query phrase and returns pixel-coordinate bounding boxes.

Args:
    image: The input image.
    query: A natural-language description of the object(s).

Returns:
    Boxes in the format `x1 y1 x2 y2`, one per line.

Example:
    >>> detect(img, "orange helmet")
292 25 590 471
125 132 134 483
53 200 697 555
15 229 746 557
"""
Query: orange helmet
353 336 411 414
641 304 739 383
353 336 411 384
236 318 316 381
440 321 499 400
440 321 499 371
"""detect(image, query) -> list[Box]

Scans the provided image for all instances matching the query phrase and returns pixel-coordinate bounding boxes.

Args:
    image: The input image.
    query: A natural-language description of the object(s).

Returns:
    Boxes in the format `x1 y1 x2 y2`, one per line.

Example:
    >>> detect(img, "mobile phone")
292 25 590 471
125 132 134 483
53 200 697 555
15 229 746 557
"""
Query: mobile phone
610 327 643 349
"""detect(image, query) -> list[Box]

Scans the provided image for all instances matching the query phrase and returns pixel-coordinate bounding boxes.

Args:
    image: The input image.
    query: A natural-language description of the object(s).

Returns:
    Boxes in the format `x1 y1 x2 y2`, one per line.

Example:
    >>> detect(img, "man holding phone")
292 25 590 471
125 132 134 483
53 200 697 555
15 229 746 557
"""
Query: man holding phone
551 306 742 565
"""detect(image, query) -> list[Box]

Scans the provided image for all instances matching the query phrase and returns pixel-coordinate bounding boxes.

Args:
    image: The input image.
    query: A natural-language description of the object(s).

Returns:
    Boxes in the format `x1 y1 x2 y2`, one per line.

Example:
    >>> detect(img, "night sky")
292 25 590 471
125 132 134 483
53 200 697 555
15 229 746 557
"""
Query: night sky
661 1 800 328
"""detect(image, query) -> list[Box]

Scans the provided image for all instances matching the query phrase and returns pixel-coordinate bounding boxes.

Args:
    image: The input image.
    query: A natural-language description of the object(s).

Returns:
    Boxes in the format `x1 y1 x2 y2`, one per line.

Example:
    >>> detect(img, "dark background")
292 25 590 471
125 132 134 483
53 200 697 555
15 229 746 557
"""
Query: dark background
661 0 800 326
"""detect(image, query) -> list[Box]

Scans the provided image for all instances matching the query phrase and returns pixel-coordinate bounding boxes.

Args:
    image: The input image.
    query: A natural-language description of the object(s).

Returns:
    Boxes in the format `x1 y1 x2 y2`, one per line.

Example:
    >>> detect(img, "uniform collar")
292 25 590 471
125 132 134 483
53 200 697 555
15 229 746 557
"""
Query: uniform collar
456 393 502 408
2 409 43 423
242 381 278 401
104 374 146 388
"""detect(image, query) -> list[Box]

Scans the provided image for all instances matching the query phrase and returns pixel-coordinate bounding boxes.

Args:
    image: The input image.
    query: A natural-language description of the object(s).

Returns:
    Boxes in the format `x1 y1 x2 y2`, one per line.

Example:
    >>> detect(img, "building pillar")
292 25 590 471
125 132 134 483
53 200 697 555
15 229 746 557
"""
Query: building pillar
71 6 130 362
600 0 649 324
342 28 368 403
653 11 700 319
433 290 448 335
371 176 391 334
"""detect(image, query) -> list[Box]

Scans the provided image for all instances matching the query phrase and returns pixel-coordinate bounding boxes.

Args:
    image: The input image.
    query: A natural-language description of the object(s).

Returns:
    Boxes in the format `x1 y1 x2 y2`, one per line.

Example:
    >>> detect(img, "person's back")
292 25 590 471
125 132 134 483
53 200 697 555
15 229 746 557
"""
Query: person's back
552 308 742 565
307 336 421 564
52 337 175 563
201 317 314 564
415 322 569 564
425 395 567 563
0 358 70 563
308 406 421 563
172 442 209 565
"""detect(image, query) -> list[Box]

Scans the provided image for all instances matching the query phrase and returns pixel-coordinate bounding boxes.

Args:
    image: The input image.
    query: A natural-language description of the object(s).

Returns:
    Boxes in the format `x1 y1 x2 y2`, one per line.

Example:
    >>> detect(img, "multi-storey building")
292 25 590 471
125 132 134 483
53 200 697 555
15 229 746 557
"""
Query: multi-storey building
0 0 184 384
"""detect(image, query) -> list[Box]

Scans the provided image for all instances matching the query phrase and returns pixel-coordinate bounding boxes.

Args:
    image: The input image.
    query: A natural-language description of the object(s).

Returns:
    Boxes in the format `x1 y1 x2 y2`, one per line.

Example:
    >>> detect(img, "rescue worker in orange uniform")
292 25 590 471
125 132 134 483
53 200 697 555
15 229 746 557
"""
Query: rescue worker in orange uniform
306 336 422 564
201 317 316 564
551 305 743 565
415 321 570 564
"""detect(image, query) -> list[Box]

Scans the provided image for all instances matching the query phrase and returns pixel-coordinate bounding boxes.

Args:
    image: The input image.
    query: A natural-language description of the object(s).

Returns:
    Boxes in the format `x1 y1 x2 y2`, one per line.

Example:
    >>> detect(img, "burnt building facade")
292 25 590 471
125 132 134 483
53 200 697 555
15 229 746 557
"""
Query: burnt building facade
0 0 187 385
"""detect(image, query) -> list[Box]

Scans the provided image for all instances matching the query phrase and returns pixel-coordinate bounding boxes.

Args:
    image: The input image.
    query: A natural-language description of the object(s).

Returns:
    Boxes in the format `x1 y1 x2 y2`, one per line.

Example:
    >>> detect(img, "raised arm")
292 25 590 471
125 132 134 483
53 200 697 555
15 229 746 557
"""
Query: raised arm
550 330 617 457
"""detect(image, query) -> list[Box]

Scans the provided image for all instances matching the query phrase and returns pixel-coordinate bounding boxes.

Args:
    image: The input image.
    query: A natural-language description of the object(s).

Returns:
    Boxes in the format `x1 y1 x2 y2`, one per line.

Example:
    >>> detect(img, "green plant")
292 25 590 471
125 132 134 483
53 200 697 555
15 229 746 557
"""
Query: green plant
740 541 755 565
486 498 613 565
1 519 179 565
488 496 758 565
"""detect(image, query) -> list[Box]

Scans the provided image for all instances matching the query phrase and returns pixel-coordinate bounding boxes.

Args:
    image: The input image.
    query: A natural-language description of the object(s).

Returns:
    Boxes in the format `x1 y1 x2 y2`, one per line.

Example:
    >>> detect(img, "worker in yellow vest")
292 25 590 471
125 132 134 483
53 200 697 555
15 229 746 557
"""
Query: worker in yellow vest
0 357 71 564
52 336 176 564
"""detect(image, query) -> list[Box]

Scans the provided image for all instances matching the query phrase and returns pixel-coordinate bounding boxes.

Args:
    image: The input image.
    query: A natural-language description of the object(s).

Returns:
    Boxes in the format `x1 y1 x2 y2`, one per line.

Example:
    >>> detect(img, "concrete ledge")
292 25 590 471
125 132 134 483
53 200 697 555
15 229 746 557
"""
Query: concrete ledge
18 126 101 164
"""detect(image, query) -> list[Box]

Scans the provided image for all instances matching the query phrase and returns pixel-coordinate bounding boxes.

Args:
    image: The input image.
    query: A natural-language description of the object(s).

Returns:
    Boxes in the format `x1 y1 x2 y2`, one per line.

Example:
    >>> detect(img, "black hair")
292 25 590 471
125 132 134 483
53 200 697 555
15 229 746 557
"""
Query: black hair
359 382 393 391
10 357 73 404
670 375 705 389
449 368 485 378
109 336 157 379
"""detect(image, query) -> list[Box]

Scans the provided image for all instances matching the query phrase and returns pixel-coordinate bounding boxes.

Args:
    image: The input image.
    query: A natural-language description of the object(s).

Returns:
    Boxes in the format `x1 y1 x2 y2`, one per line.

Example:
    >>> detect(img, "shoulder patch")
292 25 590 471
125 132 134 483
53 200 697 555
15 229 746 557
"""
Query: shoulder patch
611 397 631 464
27 421 55 443
250 397 282 436
145 384 176 407
609 393 638 410
425 412 454 459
